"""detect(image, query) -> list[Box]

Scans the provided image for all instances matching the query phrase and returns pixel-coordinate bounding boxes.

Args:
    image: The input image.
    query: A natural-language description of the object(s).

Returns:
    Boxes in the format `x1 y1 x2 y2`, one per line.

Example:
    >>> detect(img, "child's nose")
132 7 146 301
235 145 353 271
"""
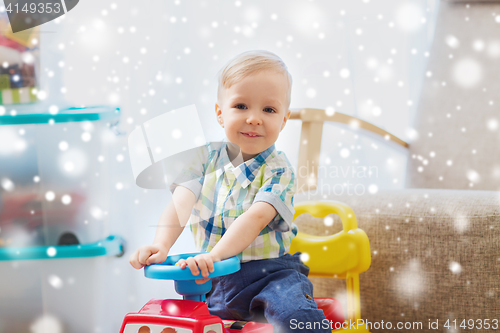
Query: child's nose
246 112 262 125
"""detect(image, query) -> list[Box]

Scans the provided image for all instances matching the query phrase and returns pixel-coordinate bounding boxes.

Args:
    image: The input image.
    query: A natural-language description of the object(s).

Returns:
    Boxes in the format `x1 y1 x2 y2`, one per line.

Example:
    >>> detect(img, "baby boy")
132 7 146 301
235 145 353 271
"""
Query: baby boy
130 50 329 333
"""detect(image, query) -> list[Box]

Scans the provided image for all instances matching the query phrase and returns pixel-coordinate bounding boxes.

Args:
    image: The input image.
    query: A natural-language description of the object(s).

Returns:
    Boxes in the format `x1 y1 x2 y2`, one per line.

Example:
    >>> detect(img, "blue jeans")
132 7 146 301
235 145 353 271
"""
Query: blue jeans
207 253 330 333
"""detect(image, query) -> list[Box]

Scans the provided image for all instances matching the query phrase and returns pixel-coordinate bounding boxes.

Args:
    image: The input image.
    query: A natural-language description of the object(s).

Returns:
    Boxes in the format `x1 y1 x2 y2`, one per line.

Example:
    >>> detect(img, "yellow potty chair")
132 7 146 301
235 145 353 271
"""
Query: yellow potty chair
289 201 371 332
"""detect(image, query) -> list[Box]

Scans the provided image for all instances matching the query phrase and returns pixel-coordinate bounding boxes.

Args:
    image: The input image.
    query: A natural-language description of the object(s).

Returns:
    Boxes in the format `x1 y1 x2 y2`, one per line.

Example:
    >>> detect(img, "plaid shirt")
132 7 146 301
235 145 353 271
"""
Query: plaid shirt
169 139 297 262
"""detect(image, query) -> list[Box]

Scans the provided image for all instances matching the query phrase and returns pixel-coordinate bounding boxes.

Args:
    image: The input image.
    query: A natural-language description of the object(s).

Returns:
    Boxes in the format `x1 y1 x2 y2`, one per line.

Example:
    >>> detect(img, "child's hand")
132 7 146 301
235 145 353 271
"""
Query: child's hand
176 253 220 284
129 244 170 269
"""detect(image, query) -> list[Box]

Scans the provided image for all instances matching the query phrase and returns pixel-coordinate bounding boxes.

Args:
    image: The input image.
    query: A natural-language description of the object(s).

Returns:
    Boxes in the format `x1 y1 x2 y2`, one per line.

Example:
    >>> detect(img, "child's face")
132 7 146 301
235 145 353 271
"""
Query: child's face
215 70 291 161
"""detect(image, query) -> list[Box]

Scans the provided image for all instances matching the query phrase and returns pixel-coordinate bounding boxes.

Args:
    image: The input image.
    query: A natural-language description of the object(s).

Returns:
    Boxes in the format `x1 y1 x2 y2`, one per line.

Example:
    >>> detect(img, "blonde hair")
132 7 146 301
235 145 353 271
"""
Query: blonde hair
217 50 293 108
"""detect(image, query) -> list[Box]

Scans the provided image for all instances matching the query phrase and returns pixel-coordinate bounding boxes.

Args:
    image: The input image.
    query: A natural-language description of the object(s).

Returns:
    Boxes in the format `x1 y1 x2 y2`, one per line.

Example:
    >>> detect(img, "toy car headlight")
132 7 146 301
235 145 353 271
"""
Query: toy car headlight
203 323 223 333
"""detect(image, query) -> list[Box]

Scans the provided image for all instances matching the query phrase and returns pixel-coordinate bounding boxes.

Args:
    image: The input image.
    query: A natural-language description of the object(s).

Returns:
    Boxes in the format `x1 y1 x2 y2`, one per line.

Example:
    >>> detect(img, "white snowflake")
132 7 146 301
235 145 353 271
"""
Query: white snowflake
395 3 423 32
368 184 378 194
48 275 64 289
466 170 480 183
61 195 72 205
30 314 63 333
395 259 425 299
446 35 460 49
1 178 14 192
453 213 469 233
487 118 499 131
45 191 55 201
452 58 483 88
449 261 462 274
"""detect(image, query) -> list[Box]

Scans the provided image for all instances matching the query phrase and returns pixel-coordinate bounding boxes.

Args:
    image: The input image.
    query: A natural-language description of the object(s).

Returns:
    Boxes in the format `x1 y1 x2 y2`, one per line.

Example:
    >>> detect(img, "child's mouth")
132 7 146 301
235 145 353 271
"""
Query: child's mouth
241 132 261 138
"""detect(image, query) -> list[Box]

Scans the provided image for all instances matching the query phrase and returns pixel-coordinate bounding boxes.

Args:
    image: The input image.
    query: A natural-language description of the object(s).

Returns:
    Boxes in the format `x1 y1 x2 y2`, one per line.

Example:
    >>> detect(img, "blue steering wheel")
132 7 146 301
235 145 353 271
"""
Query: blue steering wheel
144 252 240 302
144 252 240 280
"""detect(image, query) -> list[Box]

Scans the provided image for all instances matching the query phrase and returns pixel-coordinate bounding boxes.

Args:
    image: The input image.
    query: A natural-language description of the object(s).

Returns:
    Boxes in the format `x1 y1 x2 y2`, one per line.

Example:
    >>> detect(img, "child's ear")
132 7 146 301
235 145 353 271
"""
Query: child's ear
215 103 224 128
280 109 291 131
215 103 221 117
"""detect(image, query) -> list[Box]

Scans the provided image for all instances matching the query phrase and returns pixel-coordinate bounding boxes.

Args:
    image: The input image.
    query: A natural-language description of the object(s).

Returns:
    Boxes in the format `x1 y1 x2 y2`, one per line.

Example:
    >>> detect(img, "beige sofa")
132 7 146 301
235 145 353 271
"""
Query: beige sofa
295 189 499 332
289 2 500 331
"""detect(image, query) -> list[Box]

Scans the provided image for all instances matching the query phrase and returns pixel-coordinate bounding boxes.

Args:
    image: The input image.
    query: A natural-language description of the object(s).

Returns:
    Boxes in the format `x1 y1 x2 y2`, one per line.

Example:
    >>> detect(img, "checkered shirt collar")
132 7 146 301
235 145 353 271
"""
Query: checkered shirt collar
219 138 276 189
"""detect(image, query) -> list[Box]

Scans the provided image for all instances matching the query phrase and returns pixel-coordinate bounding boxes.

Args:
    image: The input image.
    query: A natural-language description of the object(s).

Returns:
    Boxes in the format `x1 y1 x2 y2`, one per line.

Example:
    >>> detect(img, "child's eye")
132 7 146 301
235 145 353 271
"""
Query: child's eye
264 108 276 113
235 104 247 110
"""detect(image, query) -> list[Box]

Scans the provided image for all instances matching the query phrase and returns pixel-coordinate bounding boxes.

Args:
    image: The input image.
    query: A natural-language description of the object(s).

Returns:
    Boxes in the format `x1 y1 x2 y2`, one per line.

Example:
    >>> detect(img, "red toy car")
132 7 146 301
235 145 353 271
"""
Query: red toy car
120 299 272 333
120 254 273 333
120 253 344 333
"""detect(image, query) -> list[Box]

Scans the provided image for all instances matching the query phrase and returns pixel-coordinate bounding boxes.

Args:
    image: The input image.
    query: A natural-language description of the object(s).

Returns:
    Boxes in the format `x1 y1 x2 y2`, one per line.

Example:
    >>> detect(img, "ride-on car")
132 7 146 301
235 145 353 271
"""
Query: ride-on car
120 201 371 333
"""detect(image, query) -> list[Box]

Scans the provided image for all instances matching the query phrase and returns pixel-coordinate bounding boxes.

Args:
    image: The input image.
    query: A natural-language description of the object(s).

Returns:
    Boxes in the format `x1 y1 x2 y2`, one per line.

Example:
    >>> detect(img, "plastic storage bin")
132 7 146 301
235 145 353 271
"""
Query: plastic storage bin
0 106 125 333
0 106 121 250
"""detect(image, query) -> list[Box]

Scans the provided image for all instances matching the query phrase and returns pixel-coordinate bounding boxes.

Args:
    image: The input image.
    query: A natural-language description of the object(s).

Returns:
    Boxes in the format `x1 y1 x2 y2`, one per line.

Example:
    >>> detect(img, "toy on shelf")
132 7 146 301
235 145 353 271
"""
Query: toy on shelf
120 201 370 333
289 201 371 332
0 190 85 247
0 10 39 105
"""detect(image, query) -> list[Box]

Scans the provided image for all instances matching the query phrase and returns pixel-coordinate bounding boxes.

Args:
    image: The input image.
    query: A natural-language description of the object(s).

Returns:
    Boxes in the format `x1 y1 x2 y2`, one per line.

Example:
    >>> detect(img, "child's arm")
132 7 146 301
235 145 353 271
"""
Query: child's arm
129 185 197 269
211 201 277 260
177 201 277 282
